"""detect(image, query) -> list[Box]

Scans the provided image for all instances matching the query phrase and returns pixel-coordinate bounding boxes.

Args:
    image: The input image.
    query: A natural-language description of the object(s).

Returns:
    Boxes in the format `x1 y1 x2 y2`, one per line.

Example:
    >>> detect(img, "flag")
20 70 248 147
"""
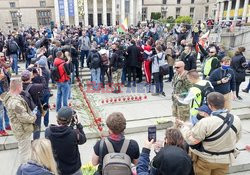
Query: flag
117 18 128 34
195 31 210 53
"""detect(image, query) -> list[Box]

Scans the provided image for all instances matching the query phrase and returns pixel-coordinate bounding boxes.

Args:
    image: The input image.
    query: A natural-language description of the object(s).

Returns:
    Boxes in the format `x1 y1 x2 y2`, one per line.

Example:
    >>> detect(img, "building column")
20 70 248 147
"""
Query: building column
54 0 60 27
242 0 249 22
219 1 224 22
93 0 98 26
137 0 142 23
84 0 88 27
74 0 79 26
130 0 134 26
103 0 107 26
112 0 116 26
120 0 125 23
234 0 240 21
226 0 232 21
64 0 70 25
215 2 220 23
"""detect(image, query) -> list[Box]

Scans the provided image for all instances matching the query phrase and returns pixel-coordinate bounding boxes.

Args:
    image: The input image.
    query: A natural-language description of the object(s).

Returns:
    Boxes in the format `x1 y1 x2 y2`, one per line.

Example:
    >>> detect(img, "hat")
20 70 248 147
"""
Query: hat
196 105 212 115
21 70 31 81
57 106 74 122
36 59 46 67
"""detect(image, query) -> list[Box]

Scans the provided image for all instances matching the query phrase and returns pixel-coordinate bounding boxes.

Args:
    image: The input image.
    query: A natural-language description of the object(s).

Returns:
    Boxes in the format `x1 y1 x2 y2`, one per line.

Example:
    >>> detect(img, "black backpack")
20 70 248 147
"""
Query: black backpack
193 81 214 106
51 62 64 81
91 51 101 69
20 84 36 111
8 40 19 53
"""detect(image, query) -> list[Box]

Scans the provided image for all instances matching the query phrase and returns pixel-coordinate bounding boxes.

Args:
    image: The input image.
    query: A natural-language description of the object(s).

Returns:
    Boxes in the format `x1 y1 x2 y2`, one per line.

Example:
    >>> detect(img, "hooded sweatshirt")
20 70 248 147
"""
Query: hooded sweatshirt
45 124 86 175
16 161 54 175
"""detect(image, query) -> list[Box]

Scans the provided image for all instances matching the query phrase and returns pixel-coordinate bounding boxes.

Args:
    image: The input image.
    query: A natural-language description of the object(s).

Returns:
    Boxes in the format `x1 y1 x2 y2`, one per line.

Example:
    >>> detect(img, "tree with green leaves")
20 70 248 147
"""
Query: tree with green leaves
175 16 193 24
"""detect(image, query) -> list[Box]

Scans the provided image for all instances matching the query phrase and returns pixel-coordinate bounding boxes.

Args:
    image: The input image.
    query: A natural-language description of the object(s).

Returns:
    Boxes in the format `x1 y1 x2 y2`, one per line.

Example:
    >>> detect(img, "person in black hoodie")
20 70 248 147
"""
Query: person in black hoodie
137 128 193 175
45 106 86 175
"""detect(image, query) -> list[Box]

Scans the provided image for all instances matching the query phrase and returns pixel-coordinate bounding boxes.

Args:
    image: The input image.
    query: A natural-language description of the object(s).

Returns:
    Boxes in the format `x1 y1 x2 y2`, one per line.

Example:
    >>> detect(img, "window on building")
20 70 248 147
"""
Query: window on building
40 1 46 7
177 0 181 4
37 10 51 26
191 0 194 4
163 0 167 4
207 0 209 3
205 6 209 19
190 7 195 19
10 11 18 27
9 2 16 8
142 7 147 21
176 7 181 18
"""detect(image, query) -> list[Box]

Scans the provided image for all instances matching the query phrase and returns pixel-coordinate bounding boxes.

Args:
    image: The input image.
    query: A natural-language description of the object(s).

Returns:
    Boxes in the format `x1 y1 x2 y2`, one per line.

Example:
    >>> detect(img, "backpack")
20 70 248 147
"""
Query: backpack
193 81 214 106
91 51 101 69
156 54 169 75
102 138 132 175
51 62 64 81
8 40 19 53
20 84 36 111
101 53 109 66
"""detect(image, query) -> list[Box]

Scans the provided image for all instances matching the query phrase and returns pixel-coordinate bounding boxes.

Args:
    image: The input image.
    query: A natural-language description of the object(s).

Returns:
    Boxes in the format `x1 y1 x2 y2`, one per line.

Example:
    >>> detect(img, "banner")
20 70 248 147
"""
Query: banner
58 0 65 17
68 0 75 17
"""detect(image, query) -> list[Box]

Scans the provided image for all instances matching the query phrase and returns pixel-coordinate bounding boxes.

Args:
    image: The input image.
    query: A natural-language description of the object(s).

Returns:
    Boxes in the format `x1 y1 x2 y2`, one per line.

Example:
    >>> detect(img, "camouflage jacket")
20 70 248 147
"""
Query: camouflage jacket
3 92 36 141
172 71 191 100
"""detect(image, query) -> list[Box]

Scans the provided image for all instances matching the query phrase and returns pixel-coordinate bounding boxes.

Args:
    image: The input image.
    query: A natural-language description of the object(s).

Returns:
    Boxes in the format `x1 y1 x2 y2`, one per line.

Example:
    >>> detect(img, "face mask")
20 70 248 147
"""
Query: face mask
196 114 204 120
222 65 230 70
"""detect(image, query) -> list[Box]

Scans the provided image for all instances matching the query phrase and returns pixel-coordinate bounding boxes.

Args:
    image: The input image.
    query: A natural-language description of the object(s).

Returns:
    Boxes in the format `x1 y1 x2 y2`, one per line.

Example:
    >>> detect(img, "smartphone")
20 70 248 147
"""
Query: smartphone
148 126 157 142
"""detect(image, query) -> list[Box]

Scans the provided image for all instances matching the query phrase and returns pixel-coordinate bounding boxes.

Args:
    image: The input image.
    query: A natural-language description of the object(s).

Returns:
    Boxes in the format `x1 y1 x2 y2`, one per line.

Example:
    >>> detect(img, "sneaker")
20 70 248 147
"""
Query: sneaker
242 89 249 93
0 130 8 136
151 93 160 96
5 125 11 131
161 92 166 96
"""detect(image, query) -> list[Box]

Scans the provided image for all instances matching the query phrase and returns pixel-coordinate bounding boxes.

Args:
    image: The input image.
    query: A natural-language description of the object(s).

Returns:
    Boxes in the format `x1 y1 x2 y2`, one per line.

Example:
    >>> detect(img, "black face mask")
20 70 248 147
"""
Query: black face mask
196 114 204 120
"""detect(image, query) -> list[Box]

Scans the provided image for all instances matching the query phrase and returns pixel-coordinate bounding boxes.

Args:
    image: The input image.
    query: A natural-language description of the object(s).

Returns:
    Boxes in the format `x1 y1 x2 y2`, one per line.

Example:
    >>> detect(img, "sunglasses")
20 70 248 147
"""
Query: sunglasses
174 67 181 69
209 52 215 54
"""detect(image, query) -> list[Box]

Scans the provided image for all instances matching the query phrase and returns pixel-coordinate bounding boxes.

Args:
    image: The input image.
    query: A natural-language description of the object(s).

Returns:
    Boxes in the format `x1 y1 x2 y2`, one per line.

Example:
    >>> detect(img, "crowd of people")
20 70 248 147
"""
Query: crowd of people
0 19 249 175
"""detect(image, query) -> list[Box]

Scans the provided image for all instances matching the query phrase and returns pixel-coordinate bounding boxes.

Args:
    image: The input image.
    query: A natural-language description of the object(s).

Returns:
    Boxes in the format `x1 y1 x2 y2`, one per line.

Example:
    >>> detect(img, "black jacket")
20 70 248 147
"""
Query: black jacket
231 54 246 83
87 50 101 69
45 124 86 175
152 145 193 175
179 52 197 71
110 49 124 70
127 44 140 67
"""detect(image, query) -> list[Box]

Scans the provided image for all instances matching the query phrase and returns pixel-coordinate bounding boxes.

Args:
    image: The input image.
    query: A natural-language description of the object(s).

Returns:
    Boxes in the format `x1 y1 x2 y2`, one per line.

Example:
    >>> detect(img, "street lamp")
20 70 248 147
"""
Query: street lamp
16 10 22 28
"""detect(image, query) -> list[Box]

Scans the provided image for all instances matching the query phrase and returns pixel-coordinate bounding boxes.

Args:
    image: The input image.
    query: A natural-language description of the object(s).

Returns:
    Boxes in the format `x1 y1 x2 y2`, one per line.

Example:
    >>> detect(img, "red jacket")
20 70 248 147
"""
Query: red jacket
53 58 70 82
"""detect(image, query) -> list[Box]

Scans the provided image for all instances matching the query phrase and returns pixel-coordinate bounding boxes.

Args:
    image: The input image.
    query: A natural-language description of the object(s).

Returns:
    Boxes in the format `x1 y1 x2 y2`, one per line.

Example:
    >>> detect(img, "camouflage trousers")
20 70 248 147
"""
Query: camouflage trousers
172 101 190 121
112 68 122 90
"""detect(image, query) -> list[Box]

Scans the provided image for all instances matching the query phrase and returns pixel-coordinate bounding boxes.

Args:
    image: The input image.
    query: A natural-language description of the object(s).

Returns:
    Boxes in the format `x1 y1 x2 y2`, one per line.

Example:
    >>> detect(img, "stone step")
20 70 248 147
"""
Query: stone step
1 108 249 151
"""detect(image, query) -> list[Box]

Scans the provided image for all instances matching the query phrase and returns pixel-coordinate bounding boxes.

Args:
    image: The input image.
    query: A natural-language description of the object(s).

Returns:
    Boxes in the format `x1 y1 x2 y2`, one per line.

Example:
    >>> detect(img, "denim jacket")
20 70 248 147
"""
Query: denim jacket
137 148 158 175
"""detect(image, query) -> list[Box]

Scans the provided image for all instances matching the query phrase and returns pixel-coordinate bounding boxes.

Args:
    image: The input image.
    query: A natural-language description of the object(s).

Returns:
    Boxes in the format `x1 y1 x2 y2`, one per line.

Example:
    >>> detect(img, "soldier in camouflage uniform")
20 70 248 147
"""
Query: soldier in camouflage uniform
2 79 36 164
172 61 191 121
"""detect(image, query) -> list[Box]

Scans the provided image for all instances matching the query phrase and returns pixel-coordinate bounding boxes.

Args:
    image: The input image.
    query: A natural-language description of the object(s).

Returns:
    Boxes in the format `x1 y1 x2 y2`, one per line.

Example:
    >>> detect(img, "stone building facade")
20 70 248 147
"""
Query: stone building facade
142 0 217 22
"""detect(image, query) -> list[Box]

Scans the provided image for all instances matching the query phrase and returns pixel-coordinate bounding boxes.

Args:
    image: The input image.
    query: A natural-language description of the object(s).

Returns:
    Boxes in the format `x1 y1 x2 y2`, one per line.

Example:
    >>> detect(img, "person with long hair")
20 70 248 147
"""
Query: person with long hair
16 138 58 175
137 128 193 175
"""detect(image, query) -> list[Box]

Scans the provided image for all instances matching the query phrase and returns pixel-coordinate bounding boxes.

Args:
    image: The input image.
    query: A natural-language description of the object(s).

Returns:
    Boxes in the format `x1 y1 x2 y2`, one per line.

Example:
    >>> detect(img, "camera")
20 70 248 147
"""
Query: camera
70 110 78 127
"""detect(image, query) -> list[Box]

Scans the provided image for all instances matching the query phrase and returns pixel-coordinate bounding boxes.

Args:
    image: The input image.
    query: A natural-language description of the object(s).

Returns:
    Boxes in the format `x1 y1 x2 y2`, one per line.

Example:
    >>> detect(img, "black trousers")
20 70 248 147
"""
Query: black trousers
168 66 174 81
136 67 142 82
236 82 242 97
127 66 137 82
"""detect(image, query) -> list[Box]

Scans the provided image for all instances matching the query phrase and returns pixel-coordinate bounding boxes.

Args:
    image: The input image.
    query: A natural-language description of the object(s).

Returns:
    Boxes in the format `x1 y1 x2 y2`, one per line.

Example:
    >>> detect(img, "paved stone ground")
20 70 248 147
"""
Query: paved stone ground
0 63 250 174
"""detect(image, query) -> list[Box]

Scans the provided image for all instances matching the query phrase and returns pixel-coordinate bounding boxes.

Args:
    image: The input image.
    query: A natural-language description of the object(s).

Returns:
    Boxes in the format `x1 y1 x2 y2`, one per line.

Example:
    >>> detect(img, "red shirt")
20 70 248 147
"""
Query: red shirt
53 58 70 82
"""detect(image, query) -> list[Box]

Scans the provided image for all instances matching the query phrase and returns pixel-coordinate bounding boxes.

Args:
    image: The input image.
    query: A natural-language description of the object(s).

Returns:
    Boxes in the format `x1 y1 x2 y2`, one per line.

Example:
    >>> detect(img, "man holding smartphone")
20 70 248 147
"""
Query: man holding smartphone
209 57 236 111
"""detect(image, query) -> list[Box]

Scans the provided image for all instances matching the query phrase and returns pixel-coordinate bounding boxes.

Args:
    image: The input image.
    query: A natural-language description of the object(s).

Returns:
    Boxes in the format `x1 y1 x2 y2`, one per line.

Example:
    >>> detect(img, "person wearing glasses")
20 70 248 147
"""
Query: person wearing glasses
202 47 220 79
172 61 191 122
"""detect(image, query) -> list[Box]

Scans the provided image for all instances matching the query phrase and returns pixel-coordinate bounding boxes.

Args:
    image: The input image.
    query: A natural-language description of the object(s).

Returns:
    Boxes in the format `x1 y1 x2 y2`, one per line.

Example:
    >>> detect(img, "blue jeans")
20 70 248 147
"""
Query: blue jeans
42 90 50 127
11 54 18 75
0 105 9 131
56 81 69 111
90 68 101 90
33 109 42 140
121 67 127 84
80 50 89 67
